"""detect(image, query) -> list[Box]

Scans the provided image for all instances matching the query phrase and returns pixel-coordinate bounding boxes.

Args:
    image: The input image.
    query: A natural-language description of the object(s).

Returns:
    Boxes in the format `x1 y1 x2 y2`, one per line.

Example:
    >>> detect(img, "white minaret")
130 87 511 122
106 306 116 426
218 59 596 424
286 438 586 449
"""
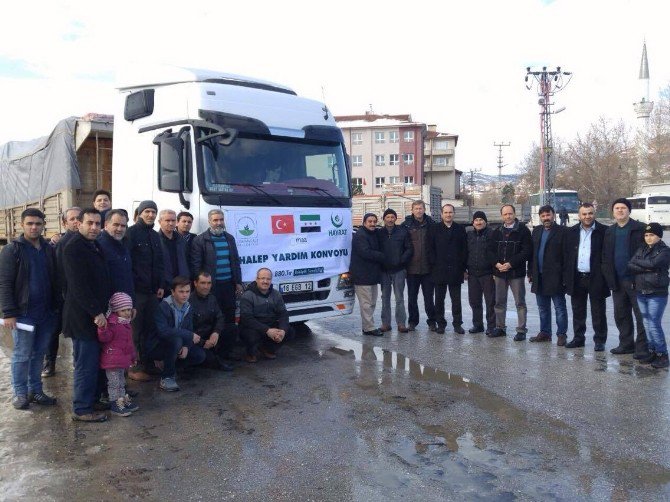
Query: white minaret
633 42 653 186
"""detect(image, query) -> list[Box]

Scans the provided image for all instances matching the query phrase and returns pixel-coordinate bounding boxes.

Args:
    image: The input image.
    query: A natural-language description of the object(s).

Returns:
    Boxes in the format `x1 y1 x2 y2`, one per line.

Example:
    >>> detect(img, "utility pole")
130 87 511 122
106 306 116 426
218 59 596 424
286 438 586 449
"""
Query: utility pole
466 168 481 221
493 141 510 187
525 66 572 207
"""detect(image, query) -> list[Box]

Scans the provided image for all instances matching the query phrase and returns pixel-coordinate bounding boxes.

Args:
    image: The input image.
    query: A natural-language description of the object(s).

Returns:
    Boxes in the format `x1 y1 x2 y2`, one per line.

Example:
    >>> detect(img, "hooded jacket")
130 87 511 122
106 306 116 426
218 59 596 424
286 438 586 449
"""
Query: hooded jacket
466 226 495 277
97 313 136 369
151 295 195 353
489 219 532 279
378 224 413 273
628 240 670 296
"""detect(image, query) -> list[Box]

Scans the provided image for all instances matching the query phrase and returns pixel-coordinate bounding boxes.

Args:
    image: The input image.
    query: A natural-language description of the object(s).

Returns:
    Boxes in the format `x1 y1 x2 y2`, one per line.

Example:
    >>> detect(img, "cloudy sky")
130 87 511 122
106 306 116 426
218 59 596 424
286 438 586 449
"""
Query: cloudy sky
0 0 668 175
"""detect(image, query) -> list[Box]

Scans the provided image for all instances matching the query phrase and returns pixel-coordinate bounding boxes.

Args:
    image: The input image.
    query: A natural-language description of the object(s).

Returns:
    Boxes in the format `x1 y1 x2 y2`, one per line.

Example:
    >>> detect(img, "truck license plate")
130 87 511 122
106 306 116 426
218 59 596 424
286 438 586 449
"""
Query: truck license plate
280 281 313 293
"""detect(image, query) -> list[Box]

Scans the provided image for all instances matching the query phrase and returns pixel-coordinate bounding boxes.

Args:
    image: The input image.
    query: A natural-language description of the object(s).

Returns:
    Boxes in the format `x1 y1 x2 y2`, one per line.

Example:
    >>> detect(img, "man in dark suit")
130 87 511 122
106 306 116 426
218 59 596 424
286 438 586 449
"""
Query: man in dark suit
427 204 468 334
528 205 568 345
563 203 609 351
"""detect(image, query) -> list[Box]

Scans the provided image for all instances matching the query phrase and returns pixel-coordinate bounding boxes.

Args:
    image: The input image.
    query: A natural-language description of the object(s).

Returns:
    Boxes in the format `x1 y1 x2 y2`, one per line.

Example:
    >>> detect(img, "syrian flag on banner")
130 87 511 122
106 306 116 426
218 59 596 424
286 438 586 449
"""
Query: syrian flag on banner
300 214 321 233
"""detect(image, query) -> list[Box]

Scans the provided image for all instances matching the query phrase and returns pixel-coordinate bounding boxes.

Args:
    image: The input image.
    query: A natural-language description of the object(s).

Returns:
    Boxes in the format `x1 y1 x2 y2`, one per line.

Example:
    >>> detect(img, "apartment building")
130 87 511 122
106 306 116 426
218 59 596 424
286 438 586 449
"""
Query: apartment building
335 113 426 195
424 126 461 199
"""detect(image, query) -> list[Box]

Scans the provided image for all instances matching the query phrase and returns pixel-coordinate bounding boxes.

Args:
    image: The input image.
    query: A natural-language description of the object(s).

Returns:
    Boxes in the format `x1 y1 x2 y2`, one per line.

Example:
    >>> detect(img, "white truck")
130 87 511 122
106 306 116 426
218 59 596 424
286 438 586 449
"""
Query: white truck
112 66 354 322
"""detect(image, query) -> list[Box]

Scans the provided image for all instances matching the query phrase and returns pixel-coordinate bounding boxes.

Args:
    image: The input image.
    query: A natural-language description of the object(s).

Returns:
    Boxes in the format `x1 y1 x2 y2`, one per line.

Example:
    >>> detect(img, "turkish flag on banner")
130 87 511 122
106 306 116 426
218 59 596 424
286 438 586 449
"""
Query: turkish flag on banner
271 215 295 234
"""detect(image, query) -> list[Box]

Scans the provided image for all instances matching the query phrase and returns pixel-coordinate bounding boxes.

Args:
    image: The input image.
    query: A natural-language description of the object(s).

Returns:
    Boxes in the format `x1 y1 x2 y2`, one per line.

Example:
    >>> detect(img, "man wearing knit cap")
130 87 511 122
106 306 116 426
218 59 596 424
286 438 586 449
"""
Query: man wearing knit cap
466 211 496 335
377 208 413 332
602 197 647 356
125 200 164 380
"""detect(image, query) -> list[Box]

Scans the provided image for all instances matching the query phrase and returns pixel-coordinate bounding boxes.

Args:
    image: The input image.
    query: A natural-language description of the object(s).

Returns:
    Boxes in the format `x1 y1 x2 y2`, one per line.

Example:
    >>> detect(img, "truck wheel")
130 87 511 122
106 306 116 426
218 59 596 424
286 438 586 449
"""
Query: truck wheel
291 321 312 337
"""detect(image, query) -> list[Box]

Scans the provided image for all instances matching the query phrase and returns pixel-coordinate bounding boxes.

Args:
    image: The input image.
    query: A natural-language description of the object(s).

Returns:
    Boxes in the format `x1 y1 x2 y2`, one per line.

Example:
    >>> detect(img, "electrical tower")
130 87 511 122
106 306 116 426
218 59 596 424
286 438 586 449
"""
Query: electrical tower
493 141 510 186
466 168 481 221
525 66 572 207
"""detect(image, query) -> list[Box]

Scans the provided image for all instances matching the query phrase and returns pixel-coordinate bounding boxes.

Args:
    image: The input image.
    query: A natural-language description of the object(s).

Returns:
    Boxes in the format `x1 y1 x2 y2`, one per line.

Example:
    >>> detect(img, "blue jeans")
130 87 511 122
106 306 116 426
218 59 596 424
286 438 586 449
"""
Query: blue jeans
637 294 668 354
11 314 57 397
535 293 568 336
72 338 101 416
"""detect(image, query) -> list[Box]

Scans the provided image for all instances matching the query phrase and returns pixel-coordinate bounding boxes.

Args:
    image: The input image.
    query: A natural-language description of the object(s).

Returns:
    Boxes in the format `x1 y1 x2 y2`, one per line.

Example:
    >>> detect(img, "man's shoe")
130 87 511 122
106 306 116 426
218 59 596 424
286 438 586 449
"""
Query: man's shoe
72 412 107 423
126 389 140 398
159 377 180 392
41 359 56 378
610 346 635 355
651 353 669 369
110 398 132 417
638 352 656 364
259 348 277 360
128 370 152 382
513 332 526 341
93 400 111 411
565 339 585 349
123 395 140 413
489 328 506 338
594 343 606 352
379 325 392 333
408 324 417 332
556 335 568 347
28 392 57 406
398 325 410 333
435 326 446 334
216 358 235 371
469 326 485 334
454 326 465 335
245 354 258 363
428 323 438 332
529 332 552 343
633 352 650 360
12 395 29 410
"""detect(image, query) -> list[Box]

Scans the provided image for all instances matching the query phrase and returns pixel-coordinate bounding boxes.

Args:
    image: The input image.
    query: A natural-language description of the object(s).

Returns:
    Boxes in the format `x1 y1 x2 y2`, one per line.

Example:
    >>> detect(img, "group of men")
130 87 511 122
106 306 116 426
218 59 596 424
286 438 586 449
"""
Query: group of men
0 191 291 422
354 198 650 359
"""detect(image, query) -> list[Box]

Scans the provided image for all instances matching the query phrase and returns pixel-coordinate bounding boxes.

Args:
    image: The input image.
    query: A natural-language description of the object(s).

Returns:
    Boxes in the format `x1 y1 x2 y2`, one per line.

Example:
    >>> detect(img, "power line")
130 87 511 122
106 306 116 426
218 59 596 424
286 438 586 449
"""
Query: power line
493 141 510 184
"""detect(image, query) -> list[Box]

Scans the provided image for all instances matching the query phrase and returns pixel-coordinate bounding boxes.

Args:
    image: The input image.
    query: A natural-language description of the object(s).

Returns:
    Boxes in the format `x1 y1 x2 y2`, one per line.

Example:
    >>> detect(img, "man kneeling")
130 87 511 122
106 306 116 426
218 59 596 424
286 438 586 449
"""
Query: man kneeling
239 268 293 363
151 276 206 391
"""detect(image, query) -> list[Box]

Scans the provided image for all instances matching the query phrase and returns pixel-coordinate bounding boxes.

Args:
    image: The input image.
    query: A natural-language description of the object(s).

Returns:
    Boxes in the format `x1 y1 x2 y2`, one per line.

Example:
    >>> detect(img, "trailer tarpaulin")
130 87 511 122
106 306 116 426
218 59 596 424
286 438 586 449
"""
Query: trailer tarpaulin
0 117 81 209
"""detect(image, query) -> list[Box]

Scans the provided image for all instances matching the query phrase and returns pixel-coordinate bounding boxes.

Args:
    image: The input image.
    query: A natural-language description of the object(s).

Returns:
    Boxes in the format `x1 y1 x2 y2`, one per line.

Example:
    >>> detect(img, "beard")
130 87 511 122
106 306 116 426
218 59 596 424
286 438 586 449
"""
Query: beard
210 226 225 236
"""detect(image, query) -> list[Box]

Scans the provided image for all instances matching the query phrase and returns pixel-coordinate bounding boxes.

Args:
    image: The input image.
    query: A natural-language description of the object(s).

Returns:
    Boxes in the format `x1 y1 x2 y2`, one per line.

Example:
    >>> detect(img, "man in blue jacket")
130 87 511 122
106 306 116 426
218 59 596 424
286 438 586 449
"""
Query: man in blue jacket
151 276 206 392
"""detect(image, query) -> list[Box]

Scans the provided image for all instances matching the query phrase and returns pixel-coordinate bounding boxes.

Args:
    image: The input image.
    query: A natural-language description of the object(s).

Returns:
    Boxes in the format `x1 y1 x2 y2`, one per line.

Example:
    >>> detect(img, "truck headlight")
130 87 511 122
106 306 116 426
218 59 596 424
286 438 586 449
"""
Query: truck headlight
337 272 352 290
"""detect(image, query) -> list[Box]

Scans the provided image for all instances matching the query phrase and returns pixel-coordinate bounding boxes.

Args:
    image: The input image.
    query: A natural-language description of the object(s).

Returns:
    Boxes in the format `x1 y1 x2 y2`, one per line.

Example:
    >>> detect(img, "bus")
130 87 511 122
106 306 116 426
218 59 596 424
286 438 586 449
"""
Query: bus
112 65 355 324
628 193 670 227
529 189 580 226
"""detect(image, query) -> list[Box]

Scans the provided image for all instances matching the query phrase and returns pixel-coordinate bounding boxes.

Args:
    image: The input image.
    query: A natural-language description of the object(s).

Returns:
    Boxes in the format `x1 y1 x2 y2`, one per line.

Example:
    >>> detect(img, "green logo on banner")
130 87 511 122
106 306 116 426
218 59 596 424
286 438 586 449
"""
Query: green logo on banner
331 213 343 228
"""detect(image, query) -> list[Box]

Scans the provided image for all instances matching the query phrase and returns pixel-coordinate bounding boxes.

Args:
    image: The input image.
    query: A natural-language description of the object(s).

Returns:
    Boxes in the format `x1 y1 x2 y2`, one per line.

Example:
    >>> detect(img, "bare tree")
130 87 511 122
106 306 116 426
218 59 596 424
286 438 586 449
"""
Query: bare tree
645 84 670 183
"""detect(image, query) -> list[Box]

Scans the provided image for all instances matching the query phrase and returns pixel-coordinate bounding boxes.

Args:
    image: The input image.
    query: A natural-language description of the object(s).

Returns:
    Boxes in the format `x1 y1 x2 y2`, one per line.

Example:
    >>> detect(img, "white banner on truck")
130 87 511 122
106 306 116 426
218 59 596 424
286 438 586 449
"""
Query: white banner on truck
227 208 352 283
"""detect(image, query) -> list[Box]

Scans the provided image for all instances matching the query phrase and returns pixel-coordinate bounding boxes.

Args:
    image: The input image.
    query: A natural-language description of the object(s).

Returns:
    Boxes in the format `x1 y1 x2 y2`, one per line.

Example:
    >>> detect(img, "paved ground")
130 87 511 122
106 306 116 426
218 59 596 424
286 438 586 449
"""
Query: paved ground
1 283 669 501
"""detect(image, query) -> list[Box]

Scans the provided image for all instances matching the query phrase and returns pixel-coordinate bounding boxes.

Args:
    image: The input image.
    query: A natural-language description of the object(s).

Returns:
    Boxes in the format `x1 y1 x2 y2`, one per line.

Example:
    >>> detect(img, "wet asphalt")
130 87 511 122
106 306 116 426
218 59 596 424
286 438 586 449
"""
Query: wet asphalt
1 285 669 501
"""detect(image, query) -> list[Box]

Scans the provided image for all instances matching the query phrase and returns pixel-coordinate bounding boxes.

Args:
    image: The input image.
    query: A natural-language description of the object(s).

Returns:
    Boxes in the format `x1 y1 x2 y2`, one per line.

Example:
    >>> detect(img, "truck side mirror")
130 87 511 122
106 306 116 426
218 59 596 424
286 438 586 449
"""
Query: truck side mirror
124 89 155 121
154 133 184 192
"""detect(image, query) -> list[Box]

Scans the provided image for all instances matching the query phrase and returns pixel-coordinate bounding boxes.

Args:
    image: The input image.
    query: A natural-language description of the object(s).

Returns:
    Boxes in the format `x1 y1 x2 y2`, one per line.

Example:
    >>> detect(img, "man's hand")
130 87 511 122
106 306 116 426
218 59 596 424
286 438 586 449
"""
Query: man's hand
527 275 533 284
94 314 107 328
266 328 285 343
50 234 61 245
193 333 201 345
131 308 137 321
3 317 17 330
157 288 165 299
178 346 189 359
204 332 219 349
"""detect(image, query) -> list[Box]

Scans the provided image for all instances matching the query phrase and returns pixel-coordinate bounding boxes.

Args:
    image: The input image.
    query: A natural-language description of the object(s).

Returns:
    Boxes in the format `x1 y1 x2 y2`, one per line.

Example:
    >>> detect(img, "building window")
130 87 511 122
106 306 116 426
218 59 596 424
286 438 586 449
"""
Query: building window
375 154 385 166
389 176 400 184
403 131 414 142
352 132 362 145
351 155 363 167
423 158 429 167
389 131 399 143
402 153 414 165
434 140 447 150
375 177 385 188
404 176 414 185
352 177 363 188
389 154 399 166
434 156 447 166
375 131 385 143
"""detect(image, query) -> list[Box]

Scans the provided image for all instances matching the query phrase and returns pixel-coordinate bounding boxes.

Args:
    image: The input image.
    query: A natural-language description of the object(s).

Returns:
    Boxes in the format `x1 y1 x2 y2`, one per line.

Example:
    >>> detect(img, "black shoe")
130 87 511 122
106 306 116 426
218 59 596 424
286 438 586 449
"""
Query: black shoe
408 324 417 332
435 327 446 334
126 389 140 398
41 359 56 378
12 395 29 410
28 392 57 406
565 339 585 349
72 412 108 423
651 353 669 369
488 328 506 338
468 326 485 334
216 359 235 372
428 323 438 332
513 332 526 341
93 400 111 411
454 326 465 335
610 346 635 355
594 343 606 352
633 352 651 360
638 352 656 364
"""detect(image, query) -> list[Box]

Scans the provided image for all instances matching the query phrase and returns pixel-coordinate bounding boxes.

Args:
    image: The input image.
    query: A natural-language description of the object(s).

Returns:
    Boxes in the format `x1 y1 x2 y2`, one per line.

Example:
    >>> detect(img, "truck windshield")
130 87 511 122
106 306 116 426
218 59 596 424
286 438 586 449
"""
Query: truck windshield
198 130 350 204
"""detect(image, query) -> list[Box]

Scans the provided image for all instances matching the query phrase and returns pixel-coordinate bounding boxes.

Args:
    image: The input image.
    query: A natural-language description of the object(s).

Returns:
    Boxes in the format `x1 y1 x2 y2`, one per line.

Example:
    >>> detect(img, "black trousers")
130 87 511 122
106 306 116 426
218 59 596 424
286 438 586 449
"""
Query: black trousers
434 283 462 328
406 273 435 327
467 274 495 330
212 281 239 355
612 279 647 353
44 317 62 362
240 323 294 356
570 274 607 344
132 292 159 369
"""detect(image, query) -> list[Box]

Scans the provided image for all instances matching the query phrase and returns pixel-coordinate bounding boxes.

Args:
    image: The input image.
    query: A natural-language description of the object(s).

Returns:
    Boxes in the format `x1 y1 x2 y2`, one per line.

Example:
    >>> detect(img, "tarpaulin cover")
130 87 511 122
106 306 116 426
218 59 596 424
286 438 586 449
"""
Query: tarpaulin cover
0 117 81 209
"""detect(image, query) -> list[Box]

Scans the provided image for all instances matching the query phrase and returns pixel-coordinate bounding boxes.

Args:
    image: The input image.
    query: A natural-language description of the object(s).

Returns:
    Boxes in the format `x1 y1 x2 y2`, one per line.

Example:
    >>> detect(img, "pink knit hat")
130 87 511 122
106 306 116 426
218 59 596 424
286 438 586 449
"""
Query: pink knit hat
109 292 133 313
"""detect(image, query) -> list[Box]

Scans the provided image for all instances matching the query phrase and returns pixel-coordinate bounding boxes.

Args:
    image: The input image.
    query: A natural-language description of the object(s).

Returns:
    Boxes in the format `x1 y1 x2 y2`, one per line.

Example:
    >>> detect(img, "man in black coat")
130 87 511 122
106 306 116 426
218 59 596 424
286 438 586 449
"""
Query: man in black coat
62 208 111 422
0 209 60 410
563 203 609 351
489 204 533 340
528 205 568 345
158 209 190 292
601 198 647 356
378 208 413 332
125 200 164 381
98 209 134 301
427 204 467 334
466 211 496 335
